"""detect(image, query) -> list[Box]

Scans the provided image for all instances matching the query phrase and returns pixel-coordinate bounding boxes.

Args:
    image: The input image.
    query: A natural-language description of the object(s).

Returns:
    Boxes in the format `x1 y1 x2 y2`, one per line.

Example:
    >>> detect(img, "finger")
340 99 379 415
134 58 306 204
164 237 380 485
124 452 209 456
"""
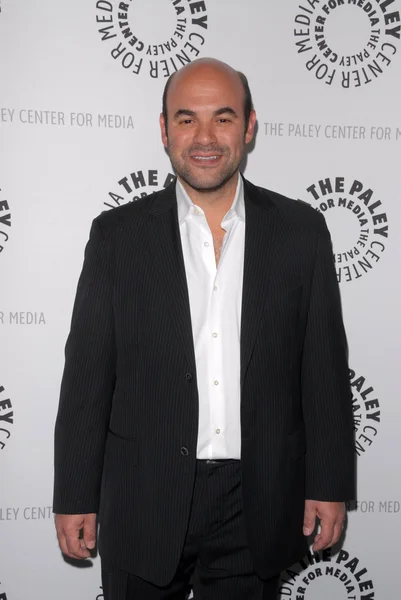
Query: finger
57 531 70 556
78 525 88 551
65 529 90 559
312 520 334 551
83 515 97 550
303 504 317 536
313 533 332 551
57 532 83 560
330 520 344 547
329 508 345 547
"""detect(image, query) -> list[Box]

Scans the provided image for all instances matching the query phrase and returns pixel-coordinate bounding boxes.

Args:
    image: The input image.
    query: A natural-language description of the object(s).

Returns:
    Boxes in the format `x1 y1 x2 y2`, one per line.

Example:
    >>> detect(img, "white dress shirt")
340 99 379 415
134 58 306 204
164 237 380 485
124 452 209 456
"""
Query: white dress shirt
176 176 245 459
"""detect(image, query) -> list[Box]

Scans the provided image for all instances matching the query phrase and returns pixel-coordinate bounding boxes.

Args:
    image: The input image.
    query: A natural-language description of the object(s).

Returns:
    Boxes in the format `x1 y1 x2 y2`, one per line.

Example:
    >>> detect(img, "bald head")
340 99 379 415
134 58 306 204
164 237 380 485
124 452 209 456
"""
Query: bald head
159 57 256 196
162 58 254 134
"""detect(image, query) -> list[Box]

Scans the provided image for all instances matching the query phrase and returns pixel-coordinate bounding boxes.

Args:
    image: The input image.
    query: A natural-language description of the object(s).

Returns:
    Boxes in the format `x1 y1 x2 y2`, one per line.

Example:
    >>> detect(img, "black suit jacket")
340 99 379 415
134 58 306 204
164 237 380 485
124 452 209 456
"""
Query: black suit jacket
53 177 355 585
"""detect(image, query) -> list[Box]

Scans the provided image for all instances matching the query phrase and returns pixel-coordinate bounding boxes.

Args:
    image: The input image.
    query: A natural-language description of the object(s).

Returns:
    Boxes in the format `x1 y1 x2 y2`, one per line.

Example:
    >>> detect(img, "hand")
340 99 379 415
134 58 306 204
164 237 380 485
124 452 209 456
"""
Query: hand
55 513 97 559
303 500 345 551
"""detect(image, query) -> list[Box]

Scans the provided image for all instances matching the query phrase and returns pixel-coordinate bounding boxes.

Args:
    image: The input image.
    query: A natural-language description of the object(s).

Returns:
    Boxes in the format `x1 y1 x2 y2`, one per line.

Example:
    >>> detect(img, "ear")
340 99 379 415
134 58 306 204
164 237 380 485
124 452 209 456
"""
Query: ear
245 110 257 145
160 113 168 148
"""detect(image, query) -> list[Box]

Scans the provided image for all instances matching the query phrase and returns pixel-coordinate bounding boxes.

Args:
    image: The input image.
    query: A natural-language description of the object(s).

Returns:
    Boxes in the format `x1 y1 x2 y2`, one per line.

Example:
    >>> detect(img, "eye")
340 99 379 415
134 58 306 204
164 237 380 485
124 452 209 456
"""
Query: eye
217 118 231 123
180 119 194 125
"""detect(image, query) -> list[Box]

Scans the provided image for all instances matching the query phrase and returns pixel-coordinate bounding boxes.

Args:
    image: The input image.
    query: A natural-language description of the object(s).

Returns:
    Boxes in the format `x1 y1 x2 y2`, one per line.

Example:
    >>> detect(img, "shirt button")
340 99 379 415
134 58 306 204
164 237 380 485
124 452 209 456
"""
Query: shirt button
212 332 218 338
204 242 210 247
214 380 219 386
216 429 221 434
194 209 200 215
185 373 193 382
213 286 218 291
180 446 189 456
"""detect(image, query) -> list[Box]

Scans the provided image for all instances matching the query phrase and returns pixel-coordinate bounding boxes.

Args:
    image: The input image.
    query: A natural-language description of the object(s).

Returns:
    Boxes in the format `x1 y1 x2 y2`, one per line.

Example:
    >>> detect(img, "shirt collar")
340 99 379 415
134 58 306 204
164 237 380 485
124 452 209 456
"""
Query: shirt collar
176 175 245 225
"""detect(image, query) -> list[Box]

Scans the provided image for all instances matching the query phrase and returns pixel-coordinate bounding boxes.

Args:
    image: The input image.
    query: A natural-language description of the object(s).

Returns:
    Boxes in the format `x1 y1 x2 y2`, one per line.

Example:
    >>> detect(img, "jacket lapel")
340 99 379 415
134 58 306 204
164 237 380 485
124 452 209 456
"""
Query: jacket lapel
240 179 279 384
146 177 280 383
147 182 197 372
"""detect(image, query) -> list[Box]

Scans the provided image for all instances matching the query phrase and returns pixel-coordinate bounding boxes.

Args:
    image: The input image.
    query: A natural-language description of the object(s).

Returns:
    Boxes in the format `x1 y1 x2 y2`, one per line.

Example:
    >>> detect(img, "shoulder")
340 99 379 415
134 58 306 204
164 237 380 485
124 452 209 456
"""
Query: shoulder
91 183 174 238
93 195 151 236
243 178 326 233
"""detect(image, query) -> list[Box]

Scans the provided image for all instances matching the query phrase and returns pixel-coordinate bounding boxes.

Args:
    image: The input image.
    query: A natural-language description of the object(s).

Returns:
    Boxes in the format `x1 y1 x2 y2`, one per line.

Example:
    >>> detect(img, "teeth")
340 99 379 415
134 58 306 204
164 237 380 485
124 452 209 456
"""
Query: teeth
193 156 218 160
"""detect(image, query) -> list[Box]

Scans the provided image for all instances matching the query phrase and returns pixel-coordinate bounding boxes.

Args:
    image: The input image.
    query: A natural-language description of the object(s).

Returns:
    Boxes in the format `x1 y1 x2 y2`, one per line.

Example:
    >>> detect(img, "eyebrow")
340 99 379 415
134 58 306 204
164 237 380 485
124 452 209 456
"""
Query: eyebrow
174 109 196 119
173 107 239 120
214 107 238 118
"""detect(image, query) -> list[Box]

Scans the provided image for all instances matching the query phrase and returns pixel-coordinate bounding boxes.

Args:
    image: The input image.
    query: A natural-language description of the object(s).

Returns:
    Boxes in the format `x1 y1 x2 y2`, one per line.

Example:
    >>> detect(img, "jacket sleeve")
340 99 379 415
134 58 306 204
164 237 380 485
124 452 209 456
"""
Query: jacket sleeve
301 213 356 502
53 218 116 514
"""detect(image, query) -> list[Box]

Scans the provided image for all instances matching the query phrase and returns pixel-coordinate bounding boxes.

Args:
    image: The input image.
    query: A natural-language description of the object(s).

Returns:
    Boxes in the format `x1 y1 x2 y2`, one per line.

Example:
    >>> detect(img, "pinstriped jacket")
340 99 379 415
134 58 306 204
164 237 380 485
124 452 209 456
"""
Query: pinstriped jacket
53 176 355 585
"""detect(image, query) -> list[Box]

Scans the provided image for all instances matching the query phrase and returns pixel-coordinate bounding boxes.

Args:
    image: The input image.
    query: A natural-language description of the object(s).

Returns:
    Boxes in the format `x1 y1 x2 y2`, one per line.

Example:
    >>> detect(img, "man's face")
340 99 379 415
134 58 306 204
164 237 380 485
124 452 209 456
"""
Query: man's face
160 65 256 193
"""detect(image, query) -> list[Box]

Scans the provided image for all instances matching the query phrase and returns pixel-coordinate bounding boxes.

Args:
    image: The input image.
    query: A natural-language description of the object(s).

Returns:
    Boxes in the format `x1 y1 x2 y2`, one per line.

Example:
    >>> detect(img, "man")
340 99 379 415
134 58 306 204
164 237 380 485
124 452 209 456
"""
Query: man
53 58 355 599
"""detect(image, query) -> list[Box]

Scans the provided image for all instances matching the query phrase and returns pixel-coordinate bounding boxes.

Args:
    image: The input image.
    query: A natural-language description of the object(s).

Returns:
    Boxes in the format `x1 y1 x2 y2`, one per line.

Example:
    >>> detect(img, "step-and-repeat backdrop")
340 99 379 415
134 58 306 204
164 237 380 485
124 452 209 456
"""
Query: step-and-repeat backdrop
1 1 400 599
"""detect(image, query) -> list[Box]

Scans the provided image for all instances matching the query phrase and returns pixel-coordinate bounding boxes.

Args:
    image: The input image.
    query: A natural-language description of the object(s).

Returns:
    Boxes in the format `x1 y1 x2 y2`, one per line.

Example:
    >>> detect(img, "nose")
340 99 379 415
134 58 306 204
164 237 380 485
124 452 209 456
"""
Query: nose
193 121 217 146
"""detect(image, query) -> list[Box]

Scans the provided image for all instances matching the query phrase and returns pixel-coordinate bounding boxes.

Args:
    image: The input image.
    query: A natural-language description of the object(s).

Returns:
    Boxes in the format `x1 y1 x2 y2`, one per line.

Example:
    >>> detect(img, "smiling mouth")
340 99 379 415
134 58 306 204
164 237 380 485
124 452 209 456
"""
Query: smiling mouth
192 155 220 161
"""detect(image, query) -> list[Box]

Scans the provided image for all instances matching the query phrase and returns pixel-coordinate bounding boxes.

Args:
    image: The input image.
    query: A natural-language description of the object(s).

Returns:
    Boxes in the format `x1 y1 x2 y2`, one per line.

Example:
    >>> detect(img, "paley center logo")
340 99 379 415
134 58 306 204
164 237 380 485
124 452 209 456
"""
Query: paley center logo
0 580 8 600
302 176 388 283
96 0 209 78
279 547 375 599
0 385 13 451
350 368 381 456
103 168 175 210
0 188 11 255
294 0 400 88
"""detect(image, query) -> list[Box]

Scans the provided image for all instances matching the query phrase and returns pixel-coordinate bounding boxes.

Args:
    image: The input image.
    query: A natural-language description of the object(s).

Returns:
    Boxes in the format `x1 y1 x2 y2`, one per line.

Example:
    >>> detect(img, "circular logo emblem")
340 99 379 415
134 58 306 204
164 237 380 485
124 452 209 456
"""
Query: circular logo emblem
0 385 13 451
0 189 11 256
96 587 104 600
302 176 388 283
96 0 209 78
350 368 381 456
294 0 400 87
0 580 9 600
279 548 375 599
103 168 175 210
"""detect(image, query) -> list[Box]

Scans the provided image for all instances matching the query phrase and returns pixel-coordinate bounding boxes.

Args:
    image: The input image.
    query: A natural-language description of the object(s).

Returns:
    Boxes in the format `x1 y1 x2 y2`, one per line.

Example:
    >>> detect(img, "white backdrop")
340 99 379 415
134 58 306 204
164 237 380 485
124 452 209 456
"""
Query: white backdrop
0 1 400 599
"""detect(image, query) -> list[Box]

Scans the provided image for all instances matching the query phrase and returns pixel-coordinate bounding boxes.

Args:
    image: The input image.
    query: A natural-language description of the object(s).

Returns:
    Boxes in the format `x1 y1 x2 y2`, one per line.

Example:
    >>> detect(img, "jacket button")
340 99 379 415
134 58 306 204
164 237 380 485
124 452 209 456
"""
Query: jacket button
185 373 192 381
180 446 189 456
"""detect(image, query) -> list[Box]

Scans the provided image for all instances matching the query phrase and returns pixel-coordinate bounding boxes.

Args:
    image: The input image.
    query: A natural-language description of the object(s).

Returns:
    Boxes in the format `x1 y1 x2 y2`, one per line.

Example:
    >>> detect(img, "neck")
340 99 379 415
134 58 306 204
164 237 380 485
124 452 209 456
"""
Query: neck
178 172 239 221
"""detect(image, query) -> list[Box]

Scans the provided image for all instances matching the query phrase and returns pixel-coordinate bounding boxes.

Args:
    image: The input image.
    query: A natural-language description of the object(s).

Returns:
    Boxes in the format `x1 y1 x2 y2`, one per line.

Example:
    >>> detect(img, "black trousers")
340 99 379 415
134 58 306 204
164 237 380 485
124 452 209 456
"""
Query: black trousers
101 459 280 599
